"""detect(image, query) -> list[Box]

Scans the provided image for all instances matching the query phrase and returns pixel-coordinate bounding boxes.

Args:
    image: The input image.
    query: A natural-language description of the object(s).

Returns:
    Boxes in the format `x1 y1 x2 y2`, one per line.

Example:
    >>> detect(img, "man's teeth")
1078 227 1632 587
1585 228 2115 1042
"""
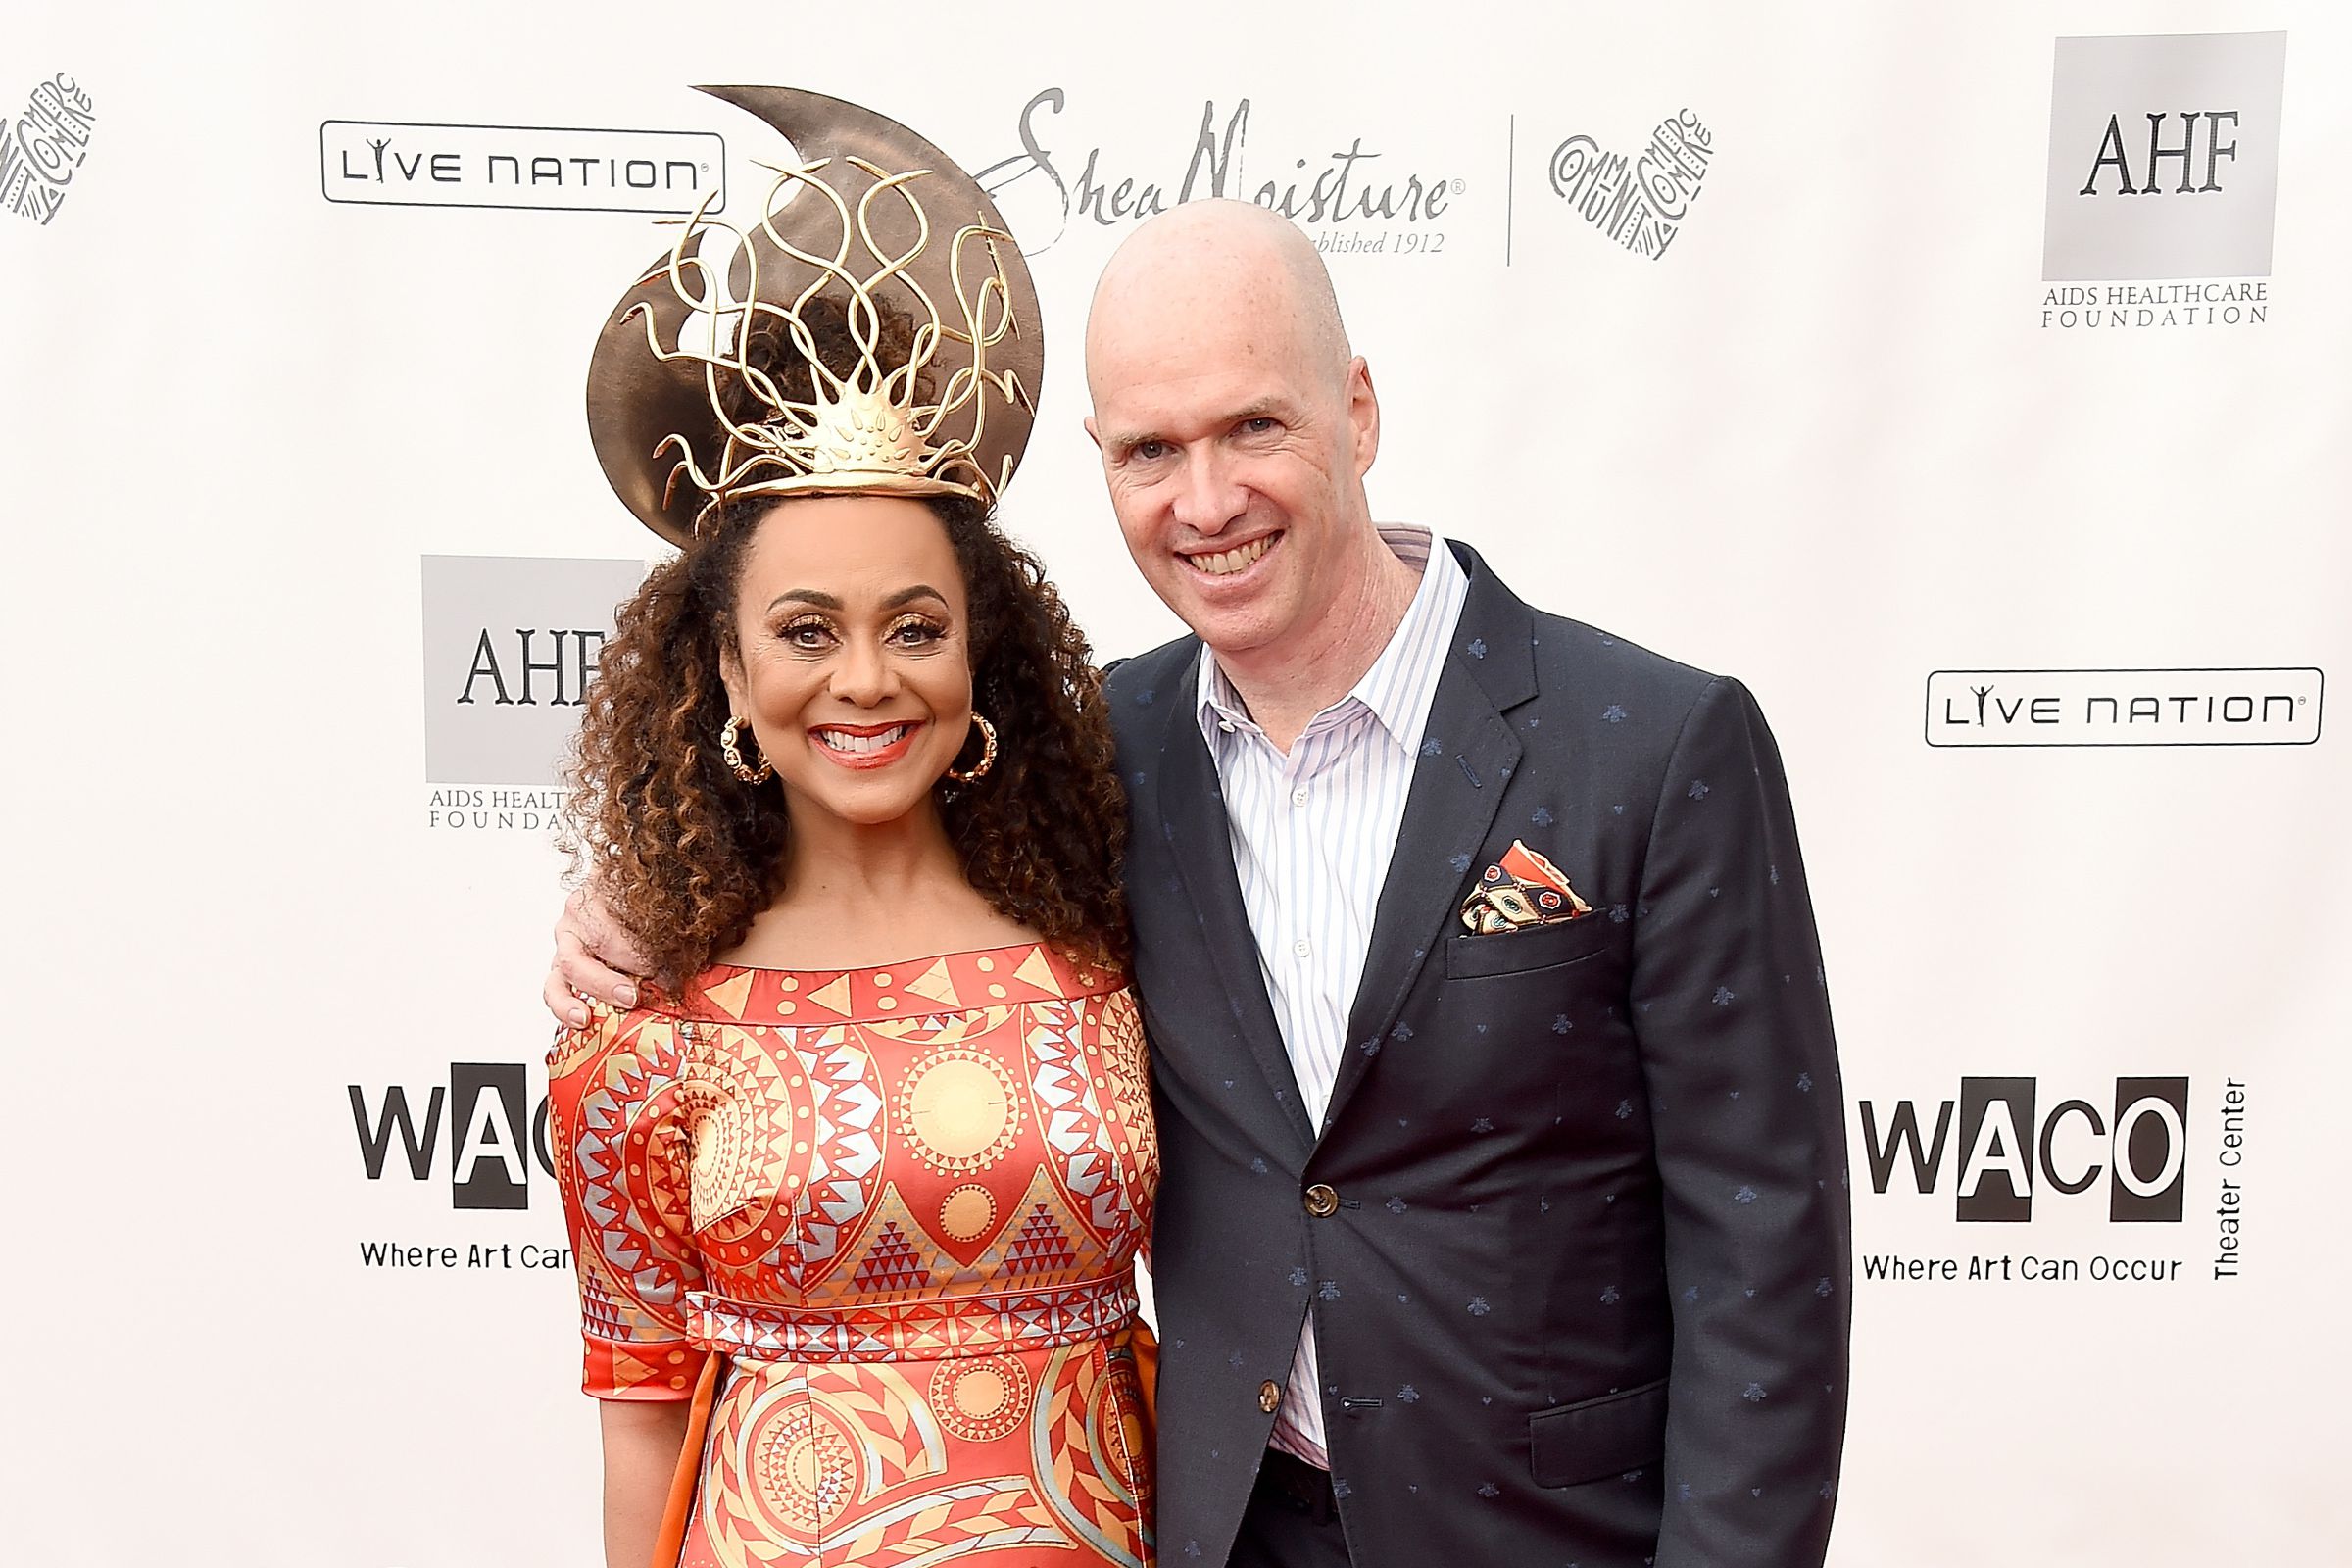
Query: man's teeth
1190 536 1272 576
817 725 911 755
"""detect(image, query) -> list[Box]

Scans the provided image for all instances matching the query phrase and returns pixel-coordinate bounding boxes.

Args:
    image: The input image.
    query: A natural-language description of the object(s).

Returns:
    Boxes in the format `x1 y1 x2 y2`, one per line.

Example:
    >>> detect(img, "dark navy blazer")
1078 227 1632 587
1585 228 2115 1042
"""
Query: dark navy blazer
1107 543 1850 1568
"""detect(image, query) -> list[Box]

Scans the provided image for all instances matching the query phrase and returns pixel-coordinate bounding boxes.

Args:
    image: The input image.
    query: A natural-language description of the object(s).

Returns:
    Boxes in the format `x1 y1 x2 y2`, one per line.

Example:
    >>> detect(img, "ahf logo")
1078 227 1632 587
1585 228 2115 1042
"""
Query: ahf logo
2042 32 2287 281
2077 111 2241 197
1859 1077 2191 1223
349 1063 552 1210
420 556 646 786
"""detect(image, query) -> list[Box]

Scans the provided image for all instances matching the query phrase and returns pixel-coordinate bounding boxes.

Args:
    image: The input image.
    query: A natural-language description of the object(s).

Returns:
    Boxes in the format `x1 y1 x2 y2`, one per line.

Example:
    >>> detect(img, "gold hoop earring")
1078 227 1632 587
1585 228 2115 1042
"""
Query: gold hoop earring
944 712 998 785
719 715 773 784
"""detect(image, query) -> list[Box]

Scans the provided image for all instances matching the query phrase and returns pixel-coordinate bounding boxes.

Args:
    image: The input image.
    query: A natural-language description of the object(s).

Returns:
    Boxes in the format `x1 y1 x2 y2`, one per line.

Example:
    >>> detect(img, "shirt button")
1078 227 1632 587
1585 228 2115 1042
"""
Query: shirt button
1292 785 1309 806
1292 937 1311 958
1303 1183 1341 1218
1258 1379 1283 1413
1218 719 1237 733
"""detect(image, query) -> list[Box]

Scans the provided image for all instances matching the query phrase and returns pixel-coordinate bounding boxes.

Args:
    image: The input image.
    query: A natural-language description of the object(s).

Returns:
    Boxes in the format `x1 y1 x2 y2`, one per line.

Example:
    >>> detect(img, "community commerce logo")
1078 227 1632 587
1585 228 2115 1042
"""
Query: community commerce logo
976 88 1468 258
419 555 646 829
2039 31 2287 330
1 73 94 225
1924 668 2323 748
1544 108 1714 261
1855 1076 2252 1287
321 119 724 214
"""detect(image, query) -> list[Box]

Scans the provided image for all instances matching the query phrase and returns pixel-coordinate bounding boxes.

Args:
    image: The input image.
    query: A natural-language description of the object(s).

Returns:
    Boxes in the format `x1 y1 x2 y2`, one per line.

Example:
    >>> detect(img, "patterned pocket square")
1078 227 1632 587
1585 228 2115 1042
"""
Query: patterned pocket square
1459 839 1593 933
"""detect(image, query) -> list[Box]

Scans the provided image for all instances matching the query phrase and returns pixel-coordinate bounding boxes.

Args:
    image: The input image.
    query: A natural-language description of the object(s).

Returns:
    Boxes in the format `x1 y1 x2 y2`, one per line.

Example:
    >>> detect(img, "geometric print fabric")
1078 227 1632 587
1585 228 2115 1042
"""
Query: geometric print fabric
548 942 1158 1566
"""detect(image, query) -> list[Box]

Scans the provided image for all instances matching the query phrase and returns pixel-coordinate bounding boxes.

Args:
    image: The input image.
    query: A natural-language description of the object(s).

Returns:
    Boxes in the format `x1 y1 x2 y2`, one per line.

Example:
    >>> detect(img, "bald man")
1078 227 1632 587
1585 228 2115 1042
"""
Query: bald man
1079 202 1848 1568
553 201 1849 1568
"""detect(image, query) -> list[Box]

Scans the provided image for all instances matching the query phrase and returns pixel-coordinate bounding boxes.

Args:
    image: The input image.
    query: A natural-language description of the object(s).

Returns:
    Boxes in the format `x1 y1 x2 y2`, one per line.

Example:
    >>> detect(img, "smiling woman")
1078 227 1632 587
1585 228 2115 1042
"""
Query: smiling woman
541 88 1156 1568
565 470 1127 990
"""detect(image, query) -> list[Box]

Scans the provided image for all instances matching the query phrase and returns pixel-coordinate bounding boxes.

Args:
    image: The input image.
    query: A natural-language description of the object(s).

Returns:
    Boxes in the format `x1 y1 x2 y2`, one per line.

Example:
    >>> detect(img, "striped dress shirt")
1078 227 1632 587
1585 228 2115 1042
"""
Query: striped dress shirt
1193 524 1471 1468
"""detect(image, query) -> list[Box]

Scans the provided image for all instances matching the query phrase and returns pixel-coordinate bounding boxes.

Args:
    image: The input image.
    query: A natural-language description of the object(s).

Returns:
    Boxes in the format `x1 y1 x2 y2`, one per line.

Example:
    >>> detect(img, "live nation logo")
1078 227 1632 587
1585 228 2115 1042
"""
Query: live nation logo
976 89 1465 259
1925 668 2323 748
321 119 724 214
1 72 95 225
420 555 646 826
2039 32 2287 331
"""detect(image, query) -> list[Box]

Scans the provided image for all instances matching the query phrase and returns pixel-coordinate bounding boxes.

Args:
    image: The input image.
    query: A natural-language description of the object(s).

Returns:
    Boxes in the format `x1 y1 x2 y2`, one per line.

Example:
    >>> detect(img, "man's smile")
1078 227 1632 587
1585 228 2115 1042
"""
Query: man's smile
1179 531 1282 580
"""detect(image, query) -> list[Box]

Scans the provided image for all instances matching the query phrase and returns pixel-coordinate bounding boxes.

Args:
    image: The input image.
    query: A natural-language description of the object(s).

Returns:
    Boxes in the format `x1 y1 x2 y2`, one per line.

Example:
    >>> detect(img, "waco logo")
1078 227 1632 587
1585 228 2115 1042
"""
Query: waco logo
1858 1076 2189 1222
349 1062 555 1210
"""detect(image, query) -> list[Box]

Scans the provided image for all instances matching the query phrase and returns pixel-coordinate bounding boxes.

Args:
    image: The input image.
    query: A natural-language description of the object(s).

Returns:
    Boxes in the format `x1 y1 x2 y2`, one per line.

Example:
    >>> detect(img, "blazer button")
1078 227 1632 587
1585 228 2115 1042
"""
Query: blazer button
1258 1380 1283 1414
1303 1183 1341 1218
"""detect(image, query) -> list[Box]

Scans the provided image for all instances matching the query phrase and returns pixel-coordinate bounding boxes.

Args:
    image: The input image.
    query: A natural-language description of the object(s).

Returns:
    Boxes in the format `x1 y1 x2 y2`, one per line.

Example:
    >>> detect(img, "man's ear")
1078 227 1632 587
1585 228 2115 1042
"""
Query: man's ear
1348 356 1381 477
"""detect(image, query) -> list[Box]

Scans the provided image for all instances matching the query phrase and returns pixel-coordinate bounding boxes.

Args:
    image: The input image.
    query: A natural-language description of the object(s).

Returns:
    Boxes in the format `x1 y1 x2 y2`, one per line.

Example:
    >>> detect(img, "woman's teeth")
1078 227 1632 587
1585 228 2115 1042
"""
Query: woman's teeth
1190 536 1272 576
816 724 911 754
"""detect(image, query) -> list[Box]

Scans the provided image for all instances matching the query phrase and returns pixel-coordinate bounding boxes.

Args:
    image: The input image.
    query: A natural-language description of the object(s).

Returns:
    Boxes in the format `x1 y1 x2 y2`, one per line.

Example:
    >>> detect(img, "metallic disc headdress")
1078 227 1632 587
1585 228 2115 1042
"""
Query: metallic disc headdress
586 86 1043 548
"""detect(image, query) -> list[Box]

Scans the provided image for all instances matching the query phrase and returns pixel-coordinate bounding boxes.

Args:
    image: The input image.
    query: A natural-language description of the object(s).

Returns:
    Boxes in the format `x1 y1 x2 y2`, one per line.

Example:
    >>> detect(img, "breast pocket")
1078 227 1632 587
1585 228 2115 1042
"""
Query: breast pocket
1444 914 1617 980
1529 1376 1668 1488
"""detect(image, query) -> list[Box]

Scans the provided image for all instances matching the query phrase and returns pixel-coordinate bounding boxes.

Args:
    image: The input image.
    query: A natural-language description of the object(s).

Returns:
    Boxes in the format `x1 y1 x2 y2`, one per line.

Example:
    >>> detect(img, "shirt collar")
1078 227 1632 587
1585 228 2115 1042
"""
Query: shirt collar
1195 524 1469 756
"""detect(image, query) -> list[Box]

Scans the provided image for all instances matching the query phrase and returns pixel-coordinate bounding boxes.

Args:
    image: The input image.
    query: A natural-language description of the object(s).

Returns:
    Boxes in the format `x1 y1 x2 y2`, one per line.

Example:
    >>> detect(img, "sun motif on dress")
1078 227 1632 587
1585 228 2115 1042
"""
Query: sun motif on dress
897 1044 1023 1176
938 1184 998 1243
759 1399 857 1536
673 1022 803 1242
930 1351 1035 1443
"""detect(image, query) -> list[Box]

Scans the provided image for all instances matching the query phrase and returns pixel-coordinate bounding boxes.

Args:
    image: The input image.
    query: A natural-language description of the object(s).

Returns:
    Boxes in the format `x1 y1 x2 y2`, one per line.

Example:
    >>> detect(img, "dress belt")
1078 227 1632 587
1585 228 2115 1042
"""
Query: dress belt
687 1272 1138 1363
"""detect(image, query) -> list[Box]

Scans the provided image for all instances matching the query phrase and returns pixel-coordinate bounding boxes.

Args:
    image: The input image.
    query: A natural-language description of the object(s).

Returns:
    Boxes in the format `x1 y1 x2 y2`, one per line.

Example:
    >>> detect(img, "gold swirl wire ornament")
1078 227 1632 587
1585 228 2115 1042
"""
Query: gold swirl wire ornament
614 152 1034 536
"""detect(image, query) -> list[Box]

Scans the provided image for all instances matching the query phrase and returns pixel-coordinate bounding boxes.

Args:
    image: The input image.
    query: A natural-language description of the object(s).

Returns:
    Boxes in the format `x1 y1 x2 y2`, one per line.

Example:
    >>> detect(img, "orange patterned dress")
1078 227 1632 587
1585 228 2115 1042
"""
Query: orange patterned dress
548 942 1158 1567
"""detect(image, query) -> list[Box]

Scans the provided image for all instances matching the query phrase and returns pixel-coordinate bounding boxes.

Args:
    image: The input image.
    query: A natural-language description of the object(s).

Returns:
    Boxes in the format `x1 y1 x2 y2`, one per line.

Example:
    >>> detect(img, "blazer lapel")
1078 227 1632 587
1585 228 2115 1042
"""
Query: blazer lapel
1153 679 1318 1149
1319 548 1538 1140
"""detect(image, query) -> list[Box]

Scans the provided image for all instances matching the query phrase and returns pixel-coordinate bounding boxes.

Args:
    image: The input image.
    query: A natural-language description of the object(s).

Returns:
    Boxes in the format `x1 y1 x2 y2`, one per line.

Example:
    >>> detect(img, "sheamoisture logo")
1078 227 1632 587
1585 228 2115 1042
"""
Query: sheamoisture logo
976 89 1464 256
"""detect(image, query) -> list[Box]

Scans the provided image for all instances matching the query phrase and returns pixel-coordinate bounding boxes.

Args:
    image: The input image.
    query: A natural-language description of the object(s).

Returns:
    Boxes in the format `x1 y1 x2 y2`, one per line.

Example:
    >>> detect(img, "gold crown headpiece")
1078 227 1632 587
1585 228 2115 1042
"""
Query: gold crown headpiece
586 86 1043 548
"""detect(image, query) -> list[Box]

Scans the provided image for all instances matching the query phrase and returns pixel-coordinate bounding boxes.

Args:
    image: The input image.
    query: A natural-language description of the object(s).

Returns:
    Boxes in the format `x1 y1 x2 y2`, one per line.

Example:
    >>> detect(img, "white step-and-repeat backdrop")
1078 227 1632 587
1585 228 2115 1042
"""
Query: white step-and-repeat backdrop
5 3 2345 1563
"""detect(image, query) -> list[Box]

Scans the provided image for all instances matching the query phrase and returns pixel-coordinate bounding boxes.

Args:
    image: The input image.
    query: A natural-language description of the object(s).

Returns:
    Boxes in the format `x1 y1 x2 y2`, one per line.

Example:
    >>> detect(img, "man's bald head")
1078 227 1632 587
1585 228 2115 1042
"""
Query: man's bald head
1085 200 1352 406
1078 198 1396 694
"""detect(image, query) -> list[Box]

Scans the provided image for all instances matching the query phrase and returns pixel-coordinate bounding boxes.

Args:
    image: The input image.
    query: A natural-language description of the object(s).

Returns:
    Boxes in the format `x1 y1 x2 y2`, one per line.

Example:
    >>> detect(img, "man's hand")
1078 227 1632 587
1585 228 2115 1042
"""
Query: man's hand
545 886 652 1027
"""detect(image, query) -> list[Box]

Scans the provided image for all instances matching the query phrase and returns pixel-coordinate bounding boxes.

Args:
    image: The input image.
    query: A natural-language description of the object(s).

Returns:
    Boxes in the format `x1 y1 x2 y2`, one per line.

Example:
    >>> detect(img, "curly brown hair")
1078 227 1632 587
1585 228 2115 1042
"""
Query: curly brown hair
564 295 1128 990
